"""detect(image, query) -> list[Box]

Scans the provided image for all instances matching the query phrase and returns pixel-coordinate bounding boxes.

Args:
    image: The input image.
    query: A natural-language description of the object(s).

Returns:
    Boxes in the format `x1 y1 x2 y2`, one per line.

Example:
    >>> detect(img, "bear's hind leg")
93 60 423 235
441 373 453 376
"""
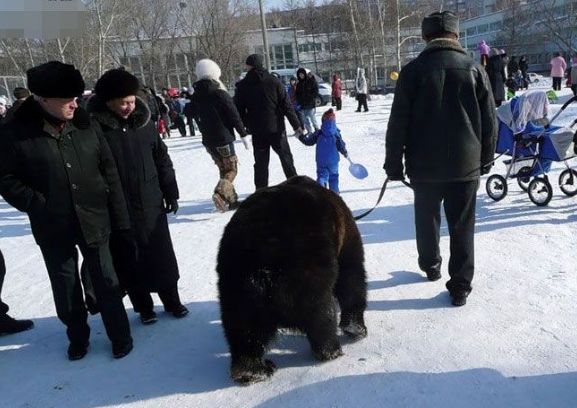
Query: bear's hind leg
222 305 278 385
300 293 343 361
335 240 368 339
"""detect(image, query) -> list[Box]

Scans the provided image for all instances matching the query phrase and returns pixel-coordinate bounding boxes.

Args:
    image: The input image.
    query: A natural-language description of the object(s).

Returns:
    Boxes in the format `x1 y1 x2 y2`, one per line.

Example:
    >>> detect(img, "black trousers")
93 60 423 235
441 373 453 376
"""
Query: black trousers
412 180 479 295
552 77 562 91
356 94 368 111
333 97 342 111
39 237 131 346
252 132 297 189
172 114 187 137
0 249 8 316
128 285 183 314
185 115 196 136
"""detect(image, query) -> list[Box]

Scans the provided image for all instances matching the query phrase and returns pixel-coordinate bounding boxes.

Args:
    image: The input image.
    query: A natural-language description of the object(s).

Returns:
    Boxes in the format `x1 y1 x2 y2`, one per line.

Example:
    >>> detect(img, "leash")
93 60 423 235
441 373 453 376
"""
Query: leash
353 177 412 221
354 152 507 222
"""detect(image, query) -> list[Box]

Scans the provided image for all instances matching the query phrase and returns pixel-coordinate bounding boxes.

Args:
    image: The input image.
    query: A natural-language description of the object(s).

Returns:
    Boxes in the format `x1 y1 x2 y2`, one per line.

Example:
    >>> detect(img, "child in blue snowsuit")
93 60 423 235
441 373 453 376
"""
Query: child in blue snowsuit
299 108 348 193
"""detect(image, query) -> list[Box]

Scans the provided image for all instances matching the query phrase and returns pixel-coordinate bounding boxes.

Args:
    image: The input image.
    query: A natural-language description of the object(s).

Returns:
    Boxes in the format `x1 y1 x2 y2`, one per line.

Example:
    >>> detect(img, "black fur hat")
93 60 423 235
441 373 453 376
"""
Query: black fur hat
94 69 141 101
421 11 459 38
27 61 85 98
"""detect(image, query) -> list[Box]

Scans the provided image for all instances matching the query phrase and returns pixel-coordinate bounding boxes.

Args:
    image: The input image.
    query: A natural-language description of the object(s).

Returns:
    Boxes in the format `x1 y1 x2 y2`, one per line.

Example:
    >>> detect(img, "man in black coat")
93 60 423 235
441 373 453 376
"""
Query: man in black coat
0 61 133 359
0 248 34 335
88 69 187 325
295 68 319 134
486 48 506 106
384 12 497 307
234 54 303 189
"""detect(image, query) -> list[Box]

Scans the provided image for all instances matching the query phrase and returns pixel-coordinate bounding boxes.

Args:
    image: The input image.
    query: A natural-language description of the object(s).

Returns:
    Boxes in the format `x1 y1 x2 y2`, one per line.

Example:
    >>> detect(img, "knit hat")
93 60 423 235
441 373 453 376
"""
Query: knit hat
245 54 264 69
27 61 85 98
13 87 30 100
421 11 459 38
195 59 222 81
322 108 336 122
94 69 141 101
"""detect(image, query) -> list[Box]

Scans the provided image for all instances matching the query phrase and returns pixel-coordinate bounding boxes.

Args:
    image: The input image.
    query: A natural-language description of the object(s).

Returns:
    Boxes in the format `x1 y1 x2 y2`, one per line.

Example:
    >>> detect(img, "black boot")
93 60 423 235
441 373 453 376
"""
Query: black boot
68 341 89 361
139 310 157 325
112 339 133 359
171 304 189 318
0 314 34 335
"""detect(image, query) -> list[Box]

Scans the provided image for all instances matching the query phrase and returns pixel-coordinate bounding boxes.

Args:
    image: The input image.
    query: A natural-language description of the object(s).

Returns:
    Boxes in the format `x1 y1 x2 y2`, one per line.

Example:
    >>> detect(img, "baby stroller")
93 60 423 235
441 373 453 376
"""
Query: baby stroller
486 91 577 206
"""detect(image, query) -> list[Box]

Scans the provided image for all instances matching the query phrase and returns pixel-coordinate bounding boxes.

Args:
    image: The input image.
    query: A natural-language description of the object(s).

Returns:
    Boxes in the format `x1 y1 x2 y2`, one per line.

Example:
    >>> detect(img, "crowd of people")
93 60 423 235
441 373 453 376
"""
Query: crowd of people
480 40 577 105
0 8 573 364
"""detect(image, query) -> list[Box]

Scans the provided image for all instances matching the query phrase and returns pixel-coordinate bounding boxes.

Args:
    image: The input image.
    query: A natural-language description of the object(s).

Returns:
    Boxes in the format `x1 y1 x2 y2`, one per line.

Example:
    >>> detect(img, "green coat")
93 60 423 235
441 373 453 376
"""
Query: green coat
0 97 130 247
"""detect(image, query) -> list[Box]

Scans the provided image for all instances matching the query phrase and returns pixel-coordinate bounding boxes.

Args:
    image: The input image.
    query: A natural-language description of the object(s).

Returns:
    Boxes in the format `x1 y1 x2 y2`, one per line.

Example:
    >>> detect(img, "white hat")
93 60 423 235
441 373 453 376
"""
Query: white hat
195 59 222 81
0 96 7 106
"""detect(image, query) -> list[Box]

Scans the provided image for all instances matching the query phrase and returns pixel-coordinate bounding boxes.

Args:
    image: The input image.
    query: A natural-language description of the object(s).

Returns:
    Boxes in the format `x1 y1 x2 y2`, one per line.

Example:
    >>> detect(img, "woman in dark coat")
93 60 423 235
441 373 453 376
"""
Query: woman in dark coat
486 48 506 106
88 69 187 325
185 59 249 212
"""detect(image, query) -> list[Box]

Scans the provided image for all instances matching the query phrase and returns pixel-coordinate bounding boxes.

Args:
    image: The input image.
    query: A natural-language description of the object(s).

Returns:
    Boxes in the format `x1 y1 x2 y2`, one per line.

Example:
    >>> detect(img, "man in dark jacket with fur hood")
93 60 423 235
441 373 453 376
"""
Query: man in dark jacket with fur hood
0 61 133 360
384 11 497 307
88 69 187 326
235 54 303 189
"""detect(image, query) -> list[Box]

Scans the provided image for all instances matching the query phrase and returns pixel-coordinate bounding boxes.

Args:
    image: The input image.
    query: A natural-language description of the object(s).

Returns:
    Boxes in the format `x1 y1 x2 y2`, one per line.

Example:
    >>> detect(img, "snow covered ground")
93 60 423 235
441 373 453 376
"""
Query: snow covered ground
1 85 576 408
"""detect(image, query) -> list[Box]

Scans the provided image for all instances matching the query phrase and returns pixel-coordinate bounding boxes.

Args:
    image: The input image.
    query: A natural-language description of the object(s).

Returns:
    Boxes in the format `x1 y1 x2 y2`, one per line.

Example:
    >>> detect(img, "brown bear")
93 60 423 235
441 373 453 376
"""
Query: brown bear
216 176 368 385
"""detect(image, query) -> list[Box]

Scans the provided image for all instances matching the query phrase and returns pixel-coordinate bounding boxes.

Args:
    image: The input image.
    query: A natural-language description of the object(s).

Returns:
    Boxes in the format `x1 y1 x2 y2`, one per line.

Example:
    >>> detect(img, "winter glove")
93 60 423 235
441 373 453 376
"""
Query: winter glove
241 136 251 150
164 198 179 214
481 164 493 175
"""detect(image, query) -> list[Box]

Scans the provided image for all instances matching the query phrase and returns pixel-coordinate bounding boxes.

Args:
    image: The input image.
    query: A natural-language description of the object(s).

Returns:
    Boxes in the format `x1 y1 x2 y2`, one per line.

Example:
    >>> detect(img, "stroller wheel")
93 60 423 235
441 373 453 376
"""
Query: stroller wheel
516 166 532 192
528 177 552 206
558 169 577 197
486 175 508 201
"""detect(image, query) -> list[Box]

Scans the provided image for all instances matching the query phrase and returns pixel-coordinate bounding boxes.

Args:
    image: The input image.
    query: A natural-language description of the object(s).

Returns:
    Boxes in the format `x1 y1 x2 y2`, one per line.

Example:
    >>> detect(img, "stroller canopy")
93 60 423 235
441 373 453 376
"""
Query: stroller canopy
496 90 549 134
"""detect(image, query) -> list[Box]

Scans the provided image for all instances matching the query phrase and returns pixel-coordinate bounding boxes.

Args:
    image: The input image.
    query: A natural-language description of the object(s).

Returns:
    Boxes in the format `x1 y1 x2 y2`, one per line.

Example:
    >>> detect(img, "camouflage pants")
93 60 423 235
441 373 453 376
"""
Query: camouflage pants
207 144 238 211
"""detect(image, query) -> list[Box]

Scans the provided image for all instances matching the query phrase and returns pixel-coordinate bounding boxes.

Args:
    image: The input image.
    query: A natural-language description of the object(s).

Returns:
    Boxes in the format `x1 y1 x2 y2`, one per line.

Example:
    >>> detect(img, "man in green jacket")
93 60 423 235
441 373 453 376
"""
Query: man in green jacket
384 11 497 307
0 61 133 359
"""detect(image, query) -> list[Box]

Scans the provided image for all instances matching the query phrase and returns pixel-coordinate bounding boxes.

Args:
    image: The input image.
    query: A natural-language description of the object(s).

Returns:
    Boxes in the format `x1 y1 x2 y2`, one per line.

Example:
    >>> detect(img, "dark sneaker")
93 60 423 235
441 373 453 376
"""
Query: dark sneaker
171 304 189 318
420 260 442 282
425 268 442 282
68 342 89 361
450 291 470 307
112 340 133 359
0 315 34 335
140 311 157 325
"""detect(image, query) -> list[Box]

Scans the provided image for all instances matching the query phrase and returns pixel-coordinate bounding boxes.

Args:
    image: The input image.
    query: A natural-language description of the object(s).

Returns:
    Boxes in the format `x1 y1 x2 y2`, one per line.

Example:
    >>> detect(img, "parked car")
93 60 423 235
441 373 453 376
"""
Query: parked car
527 72 544 83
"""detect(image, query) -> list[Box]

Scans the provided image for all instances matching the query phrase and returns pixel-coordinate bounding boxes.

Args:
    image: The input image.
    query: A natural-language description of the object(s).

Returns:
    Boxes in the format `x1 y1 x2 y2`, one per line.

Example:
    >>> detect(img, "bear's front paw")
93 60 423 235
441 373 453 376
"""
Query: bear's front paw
231 359 277 385
340 321 368 340
339 312 368 340
313 346 344 362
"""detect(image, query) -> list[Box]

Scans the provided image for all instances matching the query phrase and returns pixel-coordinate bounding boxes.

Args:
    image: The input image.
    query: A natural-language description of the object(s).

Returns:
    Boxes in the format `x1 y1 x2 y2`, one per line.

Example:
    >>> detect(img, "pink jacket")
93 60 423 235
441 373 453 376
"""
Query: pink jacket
550 56 567 78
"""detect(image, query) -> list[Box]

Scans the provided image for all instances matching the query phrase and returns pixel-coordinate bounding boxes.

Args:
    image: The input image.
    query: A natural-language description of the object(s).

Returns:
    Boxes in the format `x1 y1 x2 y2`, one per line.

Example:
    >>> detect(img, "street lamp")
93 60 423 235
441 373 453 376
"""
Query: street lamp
258 0 271 70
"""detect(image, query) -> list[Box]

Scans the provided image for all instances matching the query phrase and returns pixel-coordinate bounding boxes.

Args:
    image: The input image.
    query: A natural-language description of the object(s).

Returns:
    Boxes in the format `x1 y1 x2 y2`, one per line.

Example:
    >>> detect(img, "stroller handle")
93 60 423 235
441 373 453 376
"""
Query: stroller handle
560 95 577 111
547 95 577 127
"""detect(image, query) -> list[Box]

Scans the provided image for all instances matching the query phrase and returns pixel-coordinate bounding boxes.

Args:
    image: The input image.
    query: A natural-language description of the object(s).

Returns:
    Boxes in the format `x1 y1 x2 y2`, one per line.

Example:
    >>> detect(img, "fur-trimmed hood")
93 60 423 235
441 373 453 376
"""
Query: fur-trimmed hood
421 38 466 56
13 96 91 130
87 95 151 130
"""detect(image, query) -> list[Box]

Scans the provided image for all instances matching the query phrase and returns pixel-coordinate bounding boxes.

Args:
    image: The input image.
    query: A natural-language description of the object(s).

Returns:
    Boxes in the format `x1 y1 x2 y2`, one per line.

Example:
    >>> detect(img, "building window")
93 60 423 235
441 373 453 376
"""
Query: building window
256 44 295 70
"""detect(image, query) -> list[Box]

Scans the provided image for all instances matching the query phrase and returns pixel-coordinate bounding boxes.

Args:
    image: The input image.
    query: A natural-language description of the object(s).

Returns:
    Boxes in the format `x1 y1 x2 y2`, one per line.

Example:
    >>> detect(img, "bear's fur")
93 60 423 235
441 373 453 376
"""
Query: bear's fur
217 176 367 385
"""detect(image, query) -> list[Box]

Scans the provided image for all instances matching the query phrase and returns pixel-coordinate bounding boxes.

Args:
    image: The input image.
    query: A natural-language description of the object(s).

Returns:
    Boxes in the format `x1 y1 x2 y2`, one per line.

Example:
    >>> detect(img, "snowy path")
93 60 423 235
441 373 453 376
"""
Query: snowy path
1 89 576 407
